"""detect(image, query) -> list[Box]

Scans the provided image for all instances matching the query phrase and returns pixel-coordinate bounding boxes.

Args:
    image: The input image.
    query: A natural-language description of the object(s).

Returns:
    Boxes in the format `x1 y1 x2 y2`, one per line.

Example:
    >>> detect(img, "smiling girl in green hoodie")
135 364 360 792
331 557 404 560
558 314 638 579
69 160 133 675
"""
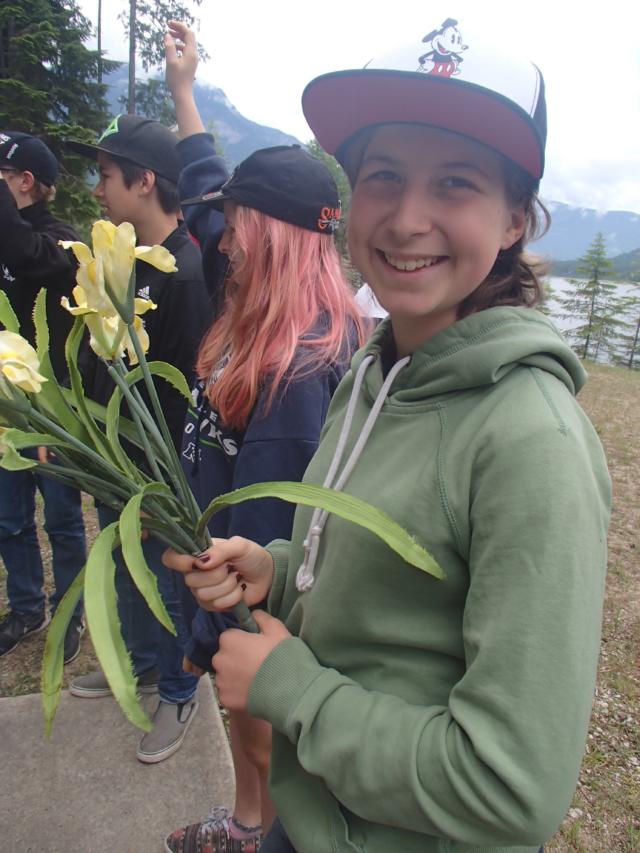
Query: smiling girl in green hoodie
164 19 611 853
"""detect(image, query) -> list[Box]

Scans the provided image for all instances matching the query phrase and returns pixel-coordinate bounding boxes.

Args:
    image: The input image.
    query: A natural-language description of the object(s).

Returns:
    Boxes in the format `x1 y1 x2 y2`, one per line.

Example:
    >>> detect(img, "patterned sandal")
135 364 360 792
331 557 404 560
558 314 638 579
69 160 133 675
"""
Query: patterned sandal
165 805 262 853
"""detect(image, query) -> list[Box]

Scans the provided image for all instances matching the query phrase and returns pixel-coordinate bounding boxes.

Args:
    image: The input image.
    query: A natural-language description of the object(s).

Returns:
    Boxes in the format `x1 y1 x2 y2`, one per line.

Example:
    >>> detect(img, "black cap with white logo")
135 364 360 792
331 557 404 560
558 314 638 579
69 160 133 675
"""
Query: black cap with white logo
182 145 341 235
0 131 59 187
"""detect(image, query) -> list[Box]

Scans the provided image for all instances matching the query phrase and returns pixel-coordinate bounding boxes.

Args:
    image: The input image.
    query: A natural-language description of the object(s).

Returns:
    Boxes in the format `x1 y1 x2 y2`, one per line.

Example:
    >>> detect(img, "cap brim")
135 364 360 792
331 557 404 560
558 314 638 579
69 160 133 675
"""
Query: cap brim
302 69 544 181
65 140 102 160
180 189 227 208
65 139 180 185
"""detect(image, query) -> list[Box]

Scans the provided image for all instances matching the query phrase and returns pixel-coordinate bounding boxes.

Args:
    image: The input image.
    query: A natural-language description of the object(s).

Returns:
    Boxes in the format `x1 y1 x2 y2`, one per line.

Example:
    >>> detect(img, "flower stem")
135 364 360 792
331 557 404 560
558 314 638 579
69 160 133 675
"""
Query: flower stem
28 409 134 493
105 362 165 482
127 326 201 519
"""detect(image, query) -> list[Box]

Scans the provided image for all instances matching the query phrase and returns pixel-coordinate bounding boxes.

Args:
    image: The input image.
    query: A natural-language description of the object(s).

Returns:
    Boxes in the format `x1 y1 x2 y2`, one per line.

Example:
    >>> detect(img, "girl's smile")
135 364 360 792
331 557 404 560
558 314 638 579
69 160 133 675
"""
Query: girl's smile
348 124 526 354
382 252 447 272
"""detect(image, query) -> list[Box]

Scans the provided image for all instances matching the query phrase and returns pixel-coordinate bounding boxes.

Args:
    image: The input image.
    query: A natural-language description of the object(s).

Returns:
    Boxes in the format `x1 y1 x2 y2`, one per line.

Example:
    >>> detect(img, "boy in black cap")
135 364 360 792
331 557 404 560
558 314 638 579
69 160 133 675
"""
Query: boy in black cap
67 116 213 764
0 131 87 664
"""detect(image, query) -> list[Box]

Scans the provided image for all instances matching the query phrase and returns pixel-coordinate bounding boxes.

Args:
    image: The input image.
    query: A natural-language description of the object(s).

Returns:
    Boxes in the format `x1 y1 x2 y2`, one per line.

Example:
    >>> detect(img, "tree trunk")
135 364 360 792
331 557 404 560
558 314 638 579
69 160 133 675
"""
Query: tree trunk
128 0 136 113
628 317 640 370
97 0 102 84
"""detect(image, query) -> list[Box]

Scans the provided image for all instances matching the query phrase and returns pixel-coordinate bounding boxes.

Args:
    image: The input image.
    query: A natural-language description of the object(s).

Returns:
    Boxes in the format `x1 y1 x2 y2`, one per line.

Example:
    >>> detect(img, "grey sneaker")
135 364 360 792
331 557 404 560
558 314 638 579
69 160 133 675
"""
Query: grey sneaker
69 666 161 698
137 698 199 764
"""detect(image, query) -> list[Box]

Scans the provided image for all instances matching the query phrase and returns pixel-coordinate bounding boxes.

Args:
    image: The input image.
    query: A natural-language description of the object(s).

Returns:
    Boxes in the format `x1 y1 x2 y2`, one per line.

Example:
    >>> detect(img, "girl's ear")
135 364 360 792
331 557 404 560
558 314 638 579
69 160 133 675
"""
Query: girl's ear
501 205 526 250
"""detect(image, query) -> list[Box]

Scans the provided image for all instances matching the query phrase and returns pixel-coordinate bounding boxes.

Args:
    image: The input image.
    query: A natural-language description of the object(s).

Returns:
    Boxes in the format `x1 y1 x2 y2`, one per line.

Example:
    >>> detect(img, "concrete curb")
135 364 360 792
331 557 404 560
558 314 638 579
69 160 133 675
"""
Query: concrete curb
0 677 234 852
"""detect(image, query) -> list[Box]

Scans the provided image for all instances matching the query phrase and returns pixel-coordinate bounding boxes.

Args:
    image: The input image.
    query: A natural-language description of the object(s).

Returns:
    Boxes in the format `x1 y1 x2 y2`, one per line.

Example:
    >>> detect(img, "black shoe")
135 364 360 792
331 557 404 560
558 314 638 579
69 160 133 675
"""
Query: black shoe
0 610 49 657
63 615 85 665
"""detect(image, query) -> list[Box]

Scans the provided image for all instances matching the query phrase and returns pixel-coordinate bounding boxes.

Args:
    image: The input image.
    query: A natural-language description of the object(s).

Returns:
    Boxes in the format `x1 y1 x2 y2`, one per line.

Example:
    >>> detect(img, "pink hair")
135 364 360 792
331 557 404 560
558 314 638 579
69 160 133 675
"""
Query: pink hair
197 205 366 430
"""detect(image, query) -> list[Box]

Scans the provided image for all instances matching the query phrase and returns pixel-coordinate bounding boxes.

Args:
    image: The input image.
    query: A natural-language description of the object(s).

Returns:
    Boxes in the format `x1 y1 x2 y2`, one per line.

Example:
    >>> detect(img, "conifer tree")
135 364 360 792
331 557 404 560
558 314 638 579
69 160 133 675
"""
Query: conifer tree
121 0 208 114
560 232 623 361
611 286 640 369
307 139 356 279
0 0 117 232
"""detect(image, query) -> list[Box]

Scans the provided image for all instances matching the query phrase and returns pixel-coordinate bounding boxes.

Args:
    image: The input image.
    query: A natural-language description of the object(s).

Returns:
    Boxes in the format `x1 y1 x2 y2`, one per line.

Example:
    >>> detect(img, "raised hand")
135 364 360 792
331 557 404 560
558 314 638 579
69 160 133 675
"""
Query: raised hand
164 20 205 138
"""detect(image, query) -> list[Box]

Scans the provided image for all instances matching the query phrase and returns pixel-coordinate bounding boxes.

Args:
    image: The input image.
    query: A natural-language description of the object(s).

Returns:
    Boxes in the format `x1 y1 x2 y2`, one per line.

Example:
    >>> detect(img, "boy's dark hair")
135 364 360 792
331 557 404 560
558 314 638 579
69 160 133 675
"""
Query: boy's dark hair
457 159 550 318
110 153 179 215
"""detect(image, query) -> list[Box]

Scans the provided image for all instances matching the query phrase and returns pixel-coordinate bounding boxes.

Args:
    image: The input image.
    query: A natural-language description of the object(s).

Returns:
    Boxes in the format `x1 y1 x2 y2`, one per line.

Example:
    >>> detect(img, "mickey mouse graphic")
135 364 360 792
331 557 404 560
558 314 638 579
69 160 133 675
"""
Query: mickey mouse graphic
418 18 467 77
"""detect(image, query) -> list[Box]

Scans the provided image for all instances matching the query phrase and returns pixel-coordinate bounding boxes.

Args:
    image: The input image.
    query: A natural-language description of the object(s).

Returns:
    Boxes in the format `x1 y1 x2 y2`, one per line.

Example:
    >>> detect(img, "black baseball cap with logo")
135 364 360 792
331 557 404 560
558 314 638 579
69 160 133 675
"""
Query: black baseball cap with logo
182 145 341 235
66 114 181 184
0 131 59 187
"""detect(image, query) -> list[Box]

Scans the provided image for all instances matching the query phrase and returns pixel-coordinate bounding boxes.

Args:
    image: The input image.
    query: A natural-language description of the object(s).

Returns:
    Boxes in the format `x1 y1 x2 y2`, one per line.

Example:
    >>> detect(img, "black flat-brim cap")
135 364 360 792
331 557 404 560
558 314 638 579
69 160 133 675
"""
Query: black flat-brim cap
181 145 341 234
66 114 181 184
302 24 546 183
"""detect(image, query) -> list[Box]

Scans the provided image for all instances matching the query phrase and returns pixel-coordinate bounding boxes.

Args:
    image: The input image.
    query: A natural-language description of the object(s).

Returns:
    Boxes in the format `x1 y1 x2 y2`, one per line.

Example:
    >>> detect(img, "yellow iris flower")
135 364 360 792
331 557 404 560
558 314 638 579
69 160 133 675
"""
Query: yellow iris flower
60 220 177 363
0 331 48 394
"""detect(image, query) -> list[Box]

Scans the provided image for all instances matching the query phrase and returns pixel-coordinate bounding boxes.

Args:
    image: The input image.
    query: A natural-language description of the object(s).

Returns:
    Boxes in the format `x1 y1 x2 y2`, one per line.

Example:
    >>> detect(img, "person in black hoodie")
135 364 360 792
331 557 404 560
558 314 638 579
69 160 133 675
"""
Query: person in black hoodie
0 132 87 664
66 116 213 764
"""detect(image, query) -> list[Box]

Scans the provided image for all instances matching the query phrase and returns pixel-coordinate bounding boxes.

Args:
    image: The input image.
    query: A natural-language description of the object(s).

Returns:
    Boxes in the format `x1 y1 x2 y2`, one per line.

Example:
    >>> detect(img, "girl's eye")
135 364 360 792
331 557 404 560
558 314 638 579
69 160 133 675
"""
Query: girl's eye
361 169 401 185
440 176 476 191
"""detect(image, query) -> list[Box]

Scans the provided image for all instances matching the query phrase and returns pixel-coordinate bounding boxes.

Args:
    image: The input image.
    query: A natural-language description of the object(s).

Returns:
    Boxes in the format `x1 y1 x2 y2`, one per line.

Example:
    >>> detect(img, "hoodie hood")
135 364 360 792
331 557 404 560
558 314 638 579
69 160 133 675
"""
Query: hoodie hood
355 306 585 404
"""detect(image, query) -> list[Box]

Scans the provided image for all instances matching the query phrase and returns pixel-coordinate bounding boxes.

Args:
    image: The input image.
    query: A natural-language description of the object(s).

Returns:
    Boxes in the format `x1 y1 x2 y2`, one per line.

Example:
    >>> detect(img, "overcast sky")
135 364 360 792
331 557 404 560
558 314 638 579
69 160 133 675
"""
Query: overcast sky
79 0 640 214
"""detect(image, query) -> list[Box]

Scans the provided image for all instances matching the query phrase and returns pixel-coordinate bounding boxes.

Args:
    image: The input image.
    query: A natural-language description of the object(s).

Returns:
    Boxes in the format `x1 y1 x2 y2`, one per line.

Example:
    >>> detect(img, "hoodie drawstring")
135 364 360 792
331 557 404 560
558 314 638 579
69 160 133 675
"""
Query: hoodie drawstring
296 353 411 592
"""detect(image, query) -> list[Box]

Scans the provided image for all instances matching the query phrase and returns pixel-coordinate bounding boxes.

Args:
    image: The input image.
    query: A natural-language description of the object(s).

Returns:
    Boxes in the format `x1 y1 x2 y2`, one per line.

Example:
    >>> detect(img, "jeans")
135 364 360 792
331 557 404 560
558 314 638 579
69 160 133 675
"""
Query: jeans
97 505 198 705
261 820 297 853
0 465 86 617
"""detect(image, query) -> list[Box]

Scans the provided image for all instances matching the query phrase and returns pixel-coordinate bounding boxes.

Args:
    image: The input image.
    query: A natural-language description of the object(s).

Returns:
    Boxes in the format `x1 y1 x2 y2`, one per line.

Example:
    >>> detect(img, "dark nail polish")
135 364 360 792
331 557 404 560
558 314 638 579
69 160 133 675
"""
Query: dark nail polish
241 583 247 591
197 553 210 563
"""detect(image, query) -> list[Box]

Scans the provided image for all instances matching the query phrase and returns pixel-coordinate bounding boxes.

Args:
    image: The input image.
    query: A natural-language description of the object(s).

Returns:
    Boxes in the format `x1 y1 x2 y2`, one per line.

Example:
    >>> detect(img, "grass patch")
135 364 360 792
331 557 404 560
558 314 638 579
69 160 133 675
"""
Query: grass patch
548 363 640 852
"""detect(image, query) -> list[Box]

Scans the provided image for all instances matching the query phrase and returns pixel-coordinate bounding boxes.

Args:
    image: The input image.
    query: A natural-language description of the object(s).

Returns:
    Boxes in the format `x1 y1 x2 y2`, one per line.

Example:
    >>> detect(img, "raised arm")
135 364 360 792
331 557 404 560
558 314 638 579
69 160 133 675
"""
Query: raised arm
165 20 205 139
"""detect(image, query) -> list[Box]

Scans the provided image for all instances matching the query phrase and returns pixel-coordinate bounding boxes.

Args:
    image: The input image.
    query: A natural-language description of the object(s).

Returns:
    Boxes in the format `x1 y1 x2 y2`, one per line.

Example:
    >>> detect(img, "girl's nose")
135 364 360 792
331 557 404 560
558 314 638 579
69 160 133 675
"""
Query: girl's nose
387 188 434 240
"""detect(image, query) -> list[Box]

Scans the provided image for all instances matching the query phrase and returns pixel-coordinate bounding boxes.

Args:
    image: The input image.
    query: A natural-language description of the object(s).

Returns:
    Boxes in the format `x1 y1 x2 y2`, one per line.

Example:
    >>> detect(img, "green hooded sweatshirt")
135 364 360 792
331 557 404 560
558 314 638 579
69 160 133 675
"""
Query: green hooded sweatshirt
248 307 611 853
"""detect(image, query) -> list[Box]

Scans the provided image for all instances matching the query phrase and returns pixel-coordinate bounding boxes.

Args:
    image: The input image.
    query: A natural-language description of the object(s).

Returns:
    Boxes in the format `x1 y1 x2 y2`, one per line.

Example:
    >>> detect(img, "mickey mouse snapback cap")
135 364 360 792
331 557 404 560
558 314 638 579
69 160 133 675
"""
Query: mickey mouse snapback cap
302 18 546 182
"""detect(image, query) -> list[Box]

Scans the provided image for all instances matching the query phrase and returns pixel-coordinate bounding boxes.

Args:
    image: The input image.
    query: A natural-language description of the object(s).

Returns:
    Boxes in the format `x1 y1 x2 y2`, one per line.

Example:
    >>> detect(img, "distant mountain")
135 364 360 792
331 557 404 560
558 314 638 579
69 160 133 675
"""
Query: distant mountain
552 248 640 281
103 66 300 167
531 201 640 261
103 69 640 264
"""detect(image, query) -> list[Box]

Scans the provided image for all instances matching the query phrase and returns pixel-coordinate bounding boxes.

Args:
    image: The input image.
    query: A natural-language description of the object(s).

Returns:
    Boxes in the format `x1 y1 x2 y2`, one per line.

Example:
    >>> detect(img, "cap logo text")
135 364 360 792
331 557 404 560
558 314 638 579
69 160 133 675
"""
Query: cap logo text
317 206 341 233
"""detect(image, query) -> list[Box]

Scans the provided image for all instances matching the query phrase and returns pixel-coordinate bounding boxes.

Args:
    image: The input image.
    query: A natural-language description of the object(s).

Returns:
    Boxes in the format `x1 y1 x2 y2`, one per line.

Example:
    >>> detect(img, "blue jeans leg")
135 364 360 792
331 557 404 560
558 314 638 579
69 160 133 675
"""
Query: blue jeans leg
97 505 198 704
0 467 46 614
261 819 297 853
37 471 86 618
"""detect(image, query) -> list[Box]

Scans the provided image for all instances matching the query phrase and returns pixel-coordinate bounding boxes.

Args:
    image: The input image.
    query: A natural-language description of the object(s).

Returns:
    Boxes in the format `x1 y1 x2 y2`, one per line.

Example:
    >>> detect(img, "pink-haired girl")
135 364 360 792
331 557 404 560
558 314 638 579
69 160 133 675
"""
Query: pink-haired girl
164 20 365 853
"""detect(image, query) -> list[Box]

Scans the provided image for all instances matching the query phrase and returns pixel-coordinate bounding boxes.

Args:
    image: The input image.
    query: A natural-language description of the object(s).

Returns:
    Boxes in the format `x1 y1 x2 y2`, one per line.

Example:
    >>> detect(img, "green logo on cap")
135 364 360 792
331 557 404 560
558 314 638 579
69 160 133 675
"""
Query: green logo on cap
98 116 121 143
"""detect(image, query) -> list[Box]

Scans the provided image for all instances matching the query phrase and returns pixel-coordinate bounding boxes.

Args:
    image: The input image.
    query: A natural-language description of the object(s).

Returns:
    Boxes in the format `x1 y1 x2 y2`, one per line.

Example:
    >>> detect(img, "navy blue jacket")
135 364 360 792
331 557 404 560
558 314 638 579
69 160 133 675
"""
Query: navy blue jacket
177 132 229 311
181 360 351 671
176 132 357 669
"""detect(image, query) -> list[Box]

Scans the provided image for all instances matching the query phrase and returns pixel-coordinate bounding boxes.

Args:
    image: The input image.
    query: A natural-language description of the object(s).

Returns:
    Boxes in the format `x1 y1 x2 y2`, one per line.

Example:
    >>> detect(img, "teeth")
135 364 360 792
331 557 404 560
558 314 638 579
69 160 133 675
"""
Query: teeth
384 254 440 271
